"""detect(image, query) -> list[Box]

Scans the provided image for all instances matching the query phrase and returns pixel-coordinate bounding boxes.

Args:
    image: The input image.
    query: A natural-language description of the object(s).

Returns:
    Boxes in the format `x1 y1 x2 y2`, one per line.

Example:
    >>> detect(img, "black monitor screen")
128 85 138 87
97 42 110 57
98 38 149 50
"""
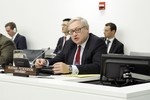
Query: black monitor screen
100 54 150 86
14 58 30 67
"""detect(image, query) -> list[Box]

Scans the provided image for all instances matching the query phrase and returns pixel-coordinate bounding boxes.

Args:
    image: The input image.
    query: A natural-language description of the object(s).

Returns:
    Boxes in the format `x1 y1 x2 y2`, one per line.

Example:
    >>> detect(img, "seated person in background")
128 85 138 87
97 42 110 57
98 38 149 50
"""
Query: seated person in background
0 33 16 66
5 22 27 50
53 18 71 54
35 17 107 74
101 22 124 54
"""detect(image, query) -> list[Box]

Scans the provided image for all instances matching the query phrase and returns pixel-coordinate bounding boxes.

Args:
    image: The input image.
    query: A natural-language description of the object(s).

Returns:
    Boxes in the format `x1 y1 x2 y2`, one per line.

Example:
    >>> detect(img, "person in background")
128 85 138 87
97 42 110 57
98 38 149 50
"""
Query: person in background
5 22 27 50
101 22 124 54
35 17 107 74
0 33 16 67
53 18 71 54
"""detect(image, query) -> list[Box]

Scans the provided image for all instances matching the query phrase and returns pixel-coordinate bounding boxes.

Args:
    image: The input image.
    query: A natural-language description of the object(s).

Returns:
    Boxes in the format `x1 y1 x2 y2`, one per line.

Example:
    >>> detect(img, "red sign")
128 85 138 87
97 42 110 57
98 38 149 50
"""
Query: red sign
99 2 105 10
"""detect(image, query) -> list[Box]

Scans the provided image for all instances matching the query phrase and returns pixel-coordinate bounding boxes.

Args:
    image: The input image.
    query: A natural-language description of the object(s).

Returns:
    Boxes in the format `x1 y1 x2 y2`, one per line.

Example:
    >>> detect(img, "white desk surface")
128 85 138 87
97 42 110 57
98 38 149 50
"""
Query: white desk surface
0 73 150 100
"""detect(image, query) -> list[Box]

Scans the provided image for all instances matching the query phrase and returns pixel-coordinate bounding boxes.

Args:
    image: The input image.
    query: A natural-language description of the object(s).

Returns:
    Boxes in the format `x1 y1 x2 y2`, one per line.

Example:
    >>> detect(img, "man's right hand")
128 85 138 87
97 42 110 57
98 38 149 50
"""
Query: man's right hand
35 58 47 68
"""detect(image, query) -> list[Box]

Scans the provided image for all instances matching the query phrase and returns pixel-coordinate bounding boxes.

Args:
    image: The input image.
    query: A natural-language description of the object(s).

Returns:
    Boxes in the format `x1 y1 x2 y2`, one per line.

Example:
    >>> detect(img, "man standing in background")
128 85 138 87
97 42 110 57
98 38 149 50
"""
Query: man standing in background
53 18 71 54
5 22 27 50
101 22 124 54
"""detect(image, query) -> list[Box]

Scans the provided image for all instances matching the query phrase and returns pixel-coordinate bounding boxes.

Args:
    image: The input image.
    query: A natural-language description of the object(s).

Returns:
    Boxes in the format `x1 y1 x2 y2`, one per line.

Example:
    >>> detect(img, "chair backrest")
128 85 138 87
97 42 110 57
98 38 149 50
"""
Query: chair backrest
23 49 45 62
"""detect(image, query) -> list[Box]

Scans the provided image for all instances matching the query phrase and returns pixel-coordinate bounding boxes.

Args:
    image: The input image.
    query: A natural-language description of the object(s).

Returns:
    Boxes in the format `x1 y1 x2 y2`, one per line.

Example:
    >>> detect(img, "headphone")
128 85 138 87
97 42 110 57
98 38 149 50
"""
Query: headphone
13 28 17 33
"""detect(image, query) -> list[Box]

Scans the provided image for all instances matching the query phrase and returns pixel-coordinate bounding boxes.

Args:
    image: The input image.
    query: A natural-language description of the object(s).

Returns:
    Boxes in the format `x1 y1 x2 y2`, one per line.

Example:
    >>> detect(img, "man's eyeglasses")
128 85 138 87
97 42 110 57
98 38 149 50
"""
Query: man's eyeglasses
68 26 85 35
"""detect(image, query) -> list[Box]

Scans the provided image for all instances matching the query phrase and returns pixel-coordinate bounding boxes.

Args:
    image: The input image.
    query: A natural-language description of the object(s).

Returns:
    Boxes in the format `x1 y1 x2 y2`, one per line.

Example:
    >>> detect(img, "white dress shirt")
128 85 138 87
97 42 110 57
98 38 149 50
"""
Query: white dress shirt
12 33 18 41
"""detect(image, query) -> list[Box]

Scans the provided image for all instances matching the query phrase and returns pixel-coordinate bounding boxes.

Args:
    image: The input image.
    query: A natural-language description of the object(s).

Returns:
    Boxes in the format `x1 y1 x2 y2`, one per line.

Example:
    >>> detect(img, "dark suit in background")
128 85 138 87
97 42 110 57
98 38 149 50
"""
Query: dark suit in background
5 22 27 50
49 33 107 74
0 33 16 66
14 33 27 50
101 37 124 54
109 38 124 54
53 36 64 54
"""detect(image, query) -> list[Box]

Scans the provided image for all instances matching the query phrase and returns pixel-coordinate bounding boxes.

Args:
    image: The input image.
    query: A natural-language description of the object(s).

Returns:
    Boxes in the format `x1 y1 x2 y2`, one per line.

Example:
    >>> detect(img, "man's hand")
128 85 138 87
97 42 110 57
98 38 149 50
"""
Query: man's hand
35 58 47 68
52 62 70 74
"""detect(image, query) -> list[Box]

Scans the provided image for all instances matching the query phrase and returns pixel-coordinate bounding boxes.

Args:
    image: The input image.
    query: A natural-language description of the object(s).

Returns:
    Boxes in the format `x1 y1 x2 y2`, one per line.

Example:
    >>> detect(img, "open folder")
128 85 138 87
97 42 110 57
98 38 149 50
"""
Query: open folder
33 74 100 82
65 74 100 78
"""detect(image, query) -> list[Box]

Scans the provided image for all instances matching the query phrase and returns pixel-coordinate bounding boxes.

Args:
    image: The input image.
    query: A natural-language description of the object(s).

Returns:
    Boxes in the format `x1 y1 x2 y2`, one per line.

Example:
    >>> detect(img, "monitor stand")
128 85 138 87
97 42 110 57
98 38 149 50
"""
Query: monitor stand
80 78 150 87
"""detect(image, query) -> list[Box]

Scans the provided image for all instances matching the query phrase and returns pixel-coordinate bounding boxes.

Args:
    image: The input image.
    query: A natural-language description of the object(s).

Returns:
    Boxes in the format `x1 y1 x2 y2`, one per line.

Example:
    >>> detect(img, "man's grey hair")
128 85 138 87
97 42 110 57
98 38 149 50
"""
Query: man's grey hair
68 17 89 29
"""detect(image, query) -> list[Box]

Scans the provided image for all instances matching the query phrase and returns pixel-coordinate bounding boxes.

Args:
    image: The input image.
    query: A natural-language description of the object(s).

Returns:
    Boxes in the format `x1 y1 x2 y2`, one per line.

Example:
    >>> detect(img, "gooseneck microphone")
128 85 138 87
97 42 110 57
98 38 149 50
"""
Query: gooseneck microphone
30 47 50 65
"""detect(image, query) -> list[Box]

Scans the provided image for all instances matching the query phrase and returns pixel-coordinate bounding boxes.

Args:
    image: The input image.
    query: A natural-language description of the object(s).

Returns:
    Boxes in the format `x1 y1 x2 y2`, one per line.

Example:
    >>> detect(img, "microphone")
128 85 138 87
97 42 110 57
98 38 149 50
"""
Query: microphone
30 47 50 65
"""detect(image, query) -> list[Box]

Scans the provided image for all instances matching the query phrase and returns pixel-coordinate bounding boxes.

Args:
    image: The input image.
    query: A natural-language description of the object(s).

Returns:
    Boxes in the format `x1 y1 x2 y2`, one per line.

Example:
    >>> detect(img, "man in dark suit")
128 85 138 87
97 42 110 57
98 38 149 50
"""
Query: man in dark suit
0 33 16 66
53 18 71 54
5 22 27 50
35 17 107 74
102 22 124 54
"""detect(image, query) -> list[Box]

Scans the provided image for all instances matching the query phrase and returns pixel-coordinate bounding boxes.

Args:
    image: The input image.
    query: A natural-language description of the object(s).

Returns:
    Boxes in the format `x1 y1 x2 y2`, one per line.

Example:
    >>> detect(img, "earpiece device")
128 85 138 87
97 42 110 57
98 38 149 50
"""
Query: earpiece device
13 28 17 32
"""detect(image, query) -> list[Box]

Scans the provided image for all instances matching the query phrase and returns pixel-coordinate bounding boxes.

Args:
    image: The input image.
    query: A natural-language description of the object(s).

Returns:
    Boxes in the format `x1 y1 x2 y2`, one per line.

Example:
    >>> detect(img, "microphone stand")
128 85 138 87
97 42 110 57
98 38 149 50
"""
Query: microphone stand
30 47 50 67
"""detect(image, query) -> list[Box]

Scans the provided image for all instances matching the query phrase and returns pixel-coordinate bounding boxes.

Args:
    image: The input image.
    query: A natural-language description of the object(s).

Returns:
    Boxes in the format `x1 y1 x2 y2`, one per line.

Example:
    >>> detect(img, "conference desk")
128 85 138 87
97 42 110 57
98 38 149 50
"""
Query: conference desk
0 73 150 100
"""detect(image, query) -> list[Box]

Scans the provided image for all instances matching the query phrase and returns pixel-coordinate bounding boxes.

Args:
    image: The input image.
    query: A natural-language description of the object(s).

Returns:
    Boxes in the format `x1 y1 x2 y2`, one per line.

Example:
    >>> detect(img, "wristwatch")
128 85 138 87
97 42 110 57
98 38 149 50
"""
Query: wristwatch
68 65 72 73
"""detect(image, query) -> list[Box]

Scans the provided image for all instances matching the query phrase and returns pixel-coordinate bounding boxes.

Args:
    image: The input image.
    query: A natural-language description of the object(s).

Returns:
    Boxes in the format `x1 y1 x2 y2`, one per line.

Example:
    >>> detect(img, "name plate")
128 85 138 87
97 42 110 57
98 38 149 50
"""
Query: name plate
4 66 38 76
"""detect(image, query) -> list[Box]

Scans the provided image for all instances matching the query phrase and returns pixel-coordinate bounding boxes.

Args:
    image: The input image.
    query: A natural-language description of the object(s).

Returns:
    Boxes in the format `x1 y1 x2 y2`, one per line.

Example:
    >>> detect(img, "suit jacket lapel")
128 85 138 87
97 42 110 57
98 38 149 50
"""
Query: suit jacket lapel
81 36 91 64
67 42 77 64
60 37 64 48
82 46 89 64
14 34 19 43
109 38 117 53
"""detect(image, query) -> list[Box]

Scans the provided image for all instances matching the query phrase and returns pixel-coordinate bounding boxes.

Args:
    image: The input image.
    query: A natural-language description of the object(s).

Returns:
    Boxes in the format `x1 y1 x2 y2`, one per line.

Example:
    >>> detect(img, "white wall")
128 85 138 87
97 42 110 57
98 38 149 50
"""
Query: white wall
0 0 150 54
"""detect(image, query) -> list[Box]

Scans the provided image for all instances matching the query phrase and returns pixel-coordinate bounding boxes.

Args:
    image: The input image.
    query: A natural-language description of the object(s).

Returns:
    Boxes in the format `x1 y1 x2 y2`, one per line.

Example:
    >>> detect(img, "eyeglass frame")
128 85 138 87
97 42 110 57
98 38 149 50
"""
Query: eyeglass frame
68 26 85 35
